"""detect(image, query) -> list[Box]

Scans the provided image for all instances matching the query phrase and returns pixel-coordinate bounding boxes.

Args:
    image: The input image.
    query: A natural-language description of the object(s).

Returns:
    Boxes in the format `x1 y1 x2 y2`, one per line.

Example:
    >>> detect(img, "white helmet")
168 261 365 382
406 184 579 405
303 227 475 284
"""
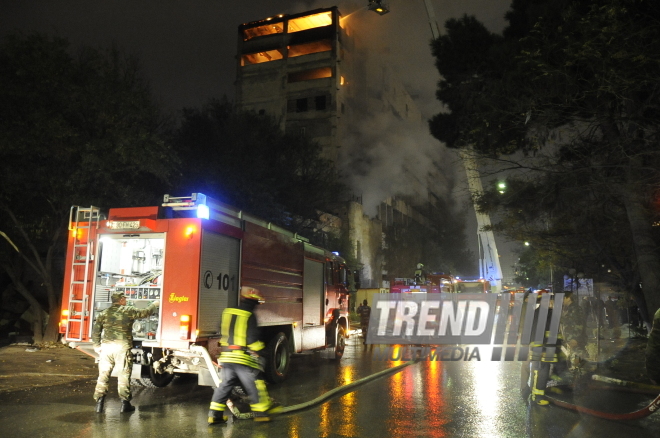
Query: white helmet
416 263 424 269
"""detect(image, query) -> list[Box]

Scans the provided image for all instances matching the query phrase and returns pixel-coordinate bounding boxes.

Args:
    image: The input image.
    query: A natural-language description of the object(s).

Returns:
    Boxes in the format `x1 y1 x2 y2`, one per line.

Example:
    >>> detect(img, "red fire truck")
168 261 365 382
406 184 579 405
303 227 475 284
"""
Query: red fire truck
454 278 492 293
59 193 350 387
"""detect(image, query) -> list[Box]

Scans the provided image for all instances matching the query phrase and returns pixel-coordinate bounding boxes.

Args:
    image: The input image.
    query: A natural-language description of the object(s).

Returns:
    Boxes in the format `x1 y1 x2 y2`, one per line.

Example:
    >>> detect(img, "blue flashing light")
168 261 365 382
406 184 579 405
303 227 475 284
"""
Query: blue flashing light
332 251 339 256
197 204 210 219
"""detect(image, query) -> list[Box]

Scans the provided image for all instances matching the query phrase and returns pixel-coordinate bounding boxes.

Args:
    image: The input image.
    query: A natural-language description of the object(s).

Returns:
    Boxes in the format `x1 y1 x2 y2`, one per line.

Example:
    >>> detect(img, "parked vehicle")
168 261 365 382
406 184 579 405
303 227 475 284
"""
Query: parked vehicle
60 193 350 386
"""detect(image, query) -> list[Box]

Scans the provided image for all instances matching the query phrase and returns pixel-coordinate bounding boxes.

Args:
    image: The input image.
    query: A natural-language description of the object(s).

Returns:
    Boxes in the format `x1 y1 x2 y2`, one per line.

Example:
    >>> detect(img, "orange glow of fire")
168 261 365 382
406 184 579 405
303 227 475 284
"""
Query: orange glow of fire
288 11 332 33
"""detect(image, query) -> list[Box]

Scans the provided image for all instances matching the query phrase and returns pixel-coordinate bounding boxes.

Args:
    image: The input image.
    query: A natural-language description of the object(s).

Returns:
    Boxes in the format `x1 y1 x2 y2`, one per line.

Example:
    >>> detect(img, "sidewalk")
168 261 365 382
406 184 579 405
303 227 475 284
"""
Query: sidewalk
0 342 97 393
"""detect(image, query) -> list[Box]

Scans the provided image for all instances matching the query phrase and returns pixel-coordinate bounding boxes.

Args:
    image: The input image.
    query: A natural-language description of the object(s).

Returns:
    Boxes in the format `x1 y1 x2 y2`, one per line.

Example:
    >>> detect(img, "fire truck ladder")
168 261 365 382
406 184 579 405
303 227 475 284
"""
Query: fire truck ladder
65 206 101 341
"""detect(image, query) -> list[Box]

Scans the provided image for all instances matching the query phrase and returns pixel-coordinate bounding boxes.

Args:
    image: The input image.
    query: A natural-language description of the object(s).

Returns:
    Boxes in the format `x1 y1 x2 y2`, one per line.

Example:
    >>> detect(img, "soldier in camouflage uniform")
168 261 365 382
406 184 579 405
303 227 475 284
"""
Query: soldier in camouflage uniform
560 292 587 368
92 291 159 413
645 307 660 385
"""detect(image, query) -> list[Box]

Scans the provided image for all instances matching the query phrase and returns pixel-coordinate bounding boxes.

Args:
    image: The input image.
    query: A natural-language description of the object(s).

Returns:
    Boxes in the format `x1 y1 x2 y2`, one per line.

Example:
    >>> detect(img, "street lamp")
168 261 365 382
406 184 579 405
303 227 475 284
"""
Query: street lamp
497 181 507 194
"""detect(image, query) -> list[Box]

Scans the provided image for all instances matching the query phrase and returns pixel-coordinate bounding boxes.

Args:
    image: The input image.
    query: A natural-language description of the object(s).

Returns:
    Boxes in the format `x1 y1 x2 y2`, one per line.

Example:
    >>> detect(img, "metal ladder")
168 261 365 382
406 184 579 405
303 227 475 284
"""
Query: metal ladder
65 206 100 341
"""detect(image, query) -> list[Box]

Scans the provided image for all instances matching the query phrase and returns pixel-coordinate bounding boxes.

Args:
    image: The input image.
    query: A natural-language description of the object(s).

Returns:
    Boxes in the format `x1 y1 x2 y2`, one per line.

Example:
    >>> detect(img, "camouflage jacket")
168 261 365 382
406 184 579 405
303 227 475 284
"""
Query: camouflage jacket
92 302 158 346
560 302 587 347
645 308 660 373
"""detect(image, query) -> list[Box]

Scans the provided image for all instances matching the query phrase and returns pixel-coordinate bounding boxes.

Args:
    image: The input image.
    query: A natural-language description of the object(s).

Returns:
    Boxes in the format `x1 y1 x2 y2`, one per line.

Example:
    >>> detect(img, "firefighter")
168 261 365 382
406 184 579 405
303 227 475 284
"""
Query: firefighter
92 292 159 413
208 287 281 424
357 299 371 344
527 294 566 406
414 263 427 285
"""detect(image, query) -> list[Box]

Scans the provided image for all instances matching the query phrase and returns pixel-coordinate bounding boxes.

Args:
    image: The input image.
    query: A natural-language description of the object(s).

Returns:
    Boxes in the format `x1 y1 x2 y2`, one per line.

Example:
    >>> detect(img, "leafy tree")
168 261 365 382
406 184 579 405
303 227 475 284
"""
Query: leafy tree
483 171 640 294
0 33 178 342
173 98 347 234
430 0 660 323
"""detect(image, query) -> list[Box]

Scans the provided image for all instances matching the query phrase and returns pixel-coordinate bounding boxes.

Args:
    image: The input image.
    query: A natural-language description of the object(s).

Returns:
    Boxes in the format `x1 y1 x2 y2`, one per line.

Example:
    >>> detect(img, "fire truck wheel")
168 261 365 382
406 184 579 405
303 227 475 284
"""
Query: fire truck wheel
140 365 176 388
334 326 346 360
264 332 290 384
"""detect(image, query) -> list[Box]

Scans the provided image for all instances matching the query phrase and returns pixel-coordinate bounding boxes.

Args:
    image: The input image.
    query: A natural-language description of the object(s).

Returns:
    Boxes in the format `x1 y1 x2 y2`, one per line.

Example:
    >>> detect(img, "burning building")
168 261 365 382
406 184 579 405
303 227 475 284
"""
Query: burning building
235 6 455 290
236 8 347 163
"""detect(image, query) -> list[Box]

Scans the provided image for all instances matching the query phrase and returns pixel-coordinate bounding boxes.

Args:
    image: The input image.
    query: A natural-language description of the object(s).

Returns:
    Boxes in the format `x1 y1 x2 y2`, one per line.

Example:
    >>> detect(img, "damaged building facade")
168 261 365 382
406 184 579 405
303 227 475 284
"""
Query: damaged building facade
235 7 448 291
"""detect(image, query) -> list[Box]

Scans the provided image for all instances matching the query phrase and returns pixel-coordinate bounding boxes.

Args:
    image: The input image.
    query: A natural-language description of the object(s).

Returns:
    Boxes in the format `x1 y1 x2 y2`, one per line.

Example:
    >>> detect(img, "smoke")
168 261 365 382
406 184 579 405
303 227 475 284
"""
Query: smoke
282 1 511 217
338 113 456 215
292 0 447 118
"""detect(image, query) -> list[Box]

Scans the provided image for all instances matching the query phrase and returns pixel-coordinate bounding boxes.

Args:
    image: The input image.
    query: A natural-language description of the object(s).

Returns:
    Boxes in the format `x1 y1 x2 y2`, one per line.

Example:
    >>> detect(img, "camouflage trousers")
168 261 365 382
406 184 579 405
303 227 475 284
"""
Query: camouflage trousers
94 341 133 401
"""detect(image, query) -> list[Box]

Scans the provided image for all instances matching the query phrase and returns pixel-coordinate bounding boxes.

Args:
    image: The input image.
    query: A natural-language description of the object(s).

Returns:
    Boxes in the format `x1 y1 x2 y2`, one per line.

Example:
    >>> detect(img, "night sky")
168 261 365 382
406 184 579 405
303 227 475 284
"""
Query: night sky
0 0 511 116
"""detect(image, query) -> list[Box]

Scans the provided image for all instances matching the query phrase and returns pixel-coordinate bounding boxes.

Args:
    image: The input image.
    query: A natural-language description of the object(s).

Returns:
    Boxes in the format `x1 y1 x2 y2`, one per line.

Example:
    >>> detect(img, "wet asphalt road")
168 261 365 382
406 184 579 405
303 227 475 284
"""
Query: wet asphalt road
1 336 659 437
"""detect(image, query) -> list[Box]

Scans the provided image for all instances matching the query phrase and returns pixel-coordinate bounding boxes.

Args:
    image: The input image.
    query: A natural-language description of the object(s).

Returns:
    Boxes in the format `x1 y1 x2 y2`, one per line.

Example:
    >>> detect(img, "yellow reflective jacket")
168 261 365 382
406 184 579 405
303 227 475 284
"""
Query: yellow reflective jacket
218 303 265 369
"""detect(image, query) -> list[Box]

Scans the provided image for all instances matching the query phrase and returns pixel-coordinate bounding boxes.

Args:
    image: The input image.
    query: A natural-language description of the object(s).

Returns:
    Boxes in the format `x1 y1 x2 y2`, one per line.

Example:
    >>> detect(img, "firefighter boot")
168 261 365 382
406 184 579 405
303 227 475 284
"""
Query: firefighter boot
95 396 105 413
208 402 229 425
120 400 135 413
208 413 228 425
533 395 550 406
253 402 283 422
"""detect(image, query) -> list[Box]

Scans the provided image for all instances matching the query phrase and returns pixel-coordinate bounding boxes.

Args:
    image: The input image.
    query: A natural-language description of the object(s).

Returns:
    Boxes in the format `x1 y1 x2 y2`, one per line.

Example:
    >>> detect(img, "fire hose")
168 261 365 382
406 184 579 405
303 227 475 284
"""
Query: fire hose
226 360 416 419
545 375 660 420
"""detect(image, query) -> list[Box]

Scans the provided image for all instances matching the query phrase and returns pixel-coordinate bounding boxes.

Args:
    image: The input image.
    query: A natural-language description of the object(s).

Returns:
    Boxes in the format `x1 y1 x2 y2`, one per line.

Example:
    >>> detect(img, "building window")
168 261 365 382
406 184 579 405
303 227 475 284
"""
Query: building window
241 49 284 65
288 67 332 83
242 22 285 41
296 98 308 112
287 40 332 58
326 261 334 285
287 11 332 33
315 95 327 111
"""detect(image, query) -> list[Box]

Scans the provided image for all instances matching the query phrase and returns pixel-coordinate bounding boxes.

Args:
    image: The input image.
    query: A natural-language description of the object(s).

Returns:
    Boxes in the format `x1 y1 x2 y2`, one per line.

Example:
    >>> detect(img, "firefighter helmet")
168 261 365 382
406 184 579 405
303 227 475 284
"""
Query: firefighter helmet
416 263 424 270
240 286 265 304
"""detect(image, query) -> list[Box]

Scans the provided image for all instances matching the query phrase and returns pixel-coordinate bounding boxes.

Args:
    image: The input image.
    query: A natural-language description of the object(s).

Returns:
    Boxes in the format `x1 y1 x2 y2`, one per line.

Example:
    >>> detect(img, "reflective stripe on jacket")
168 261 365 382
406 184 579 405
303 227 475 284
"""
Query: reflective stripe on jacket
218 306 265 369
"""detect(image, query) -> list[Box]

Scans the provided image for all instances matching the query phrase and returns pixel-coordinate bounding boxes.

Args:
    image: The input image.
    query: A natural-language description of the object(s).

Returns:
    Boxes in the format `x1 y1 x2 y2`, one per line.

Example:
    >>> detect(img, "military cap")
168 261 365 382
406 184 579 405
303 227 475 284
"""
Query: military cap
111 291 126 303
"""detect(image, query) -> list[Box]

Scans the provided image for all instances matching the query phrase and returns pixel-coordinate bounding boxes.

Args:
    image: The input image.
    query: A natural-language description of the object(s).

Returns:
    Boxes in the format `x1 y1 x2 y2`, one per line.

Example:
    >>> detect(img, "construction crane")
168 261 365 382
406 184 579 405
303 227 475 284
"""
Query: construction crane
369 1 503 292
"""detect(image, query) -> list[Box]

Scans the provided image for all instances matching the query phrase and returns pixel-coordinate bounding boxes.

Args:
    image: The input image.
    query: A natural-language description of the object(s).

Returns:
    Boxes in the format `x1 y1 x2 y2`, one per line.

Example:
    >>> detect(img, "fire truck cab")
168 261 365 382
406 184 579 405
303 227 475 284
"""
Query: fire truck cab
60 193 350 387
